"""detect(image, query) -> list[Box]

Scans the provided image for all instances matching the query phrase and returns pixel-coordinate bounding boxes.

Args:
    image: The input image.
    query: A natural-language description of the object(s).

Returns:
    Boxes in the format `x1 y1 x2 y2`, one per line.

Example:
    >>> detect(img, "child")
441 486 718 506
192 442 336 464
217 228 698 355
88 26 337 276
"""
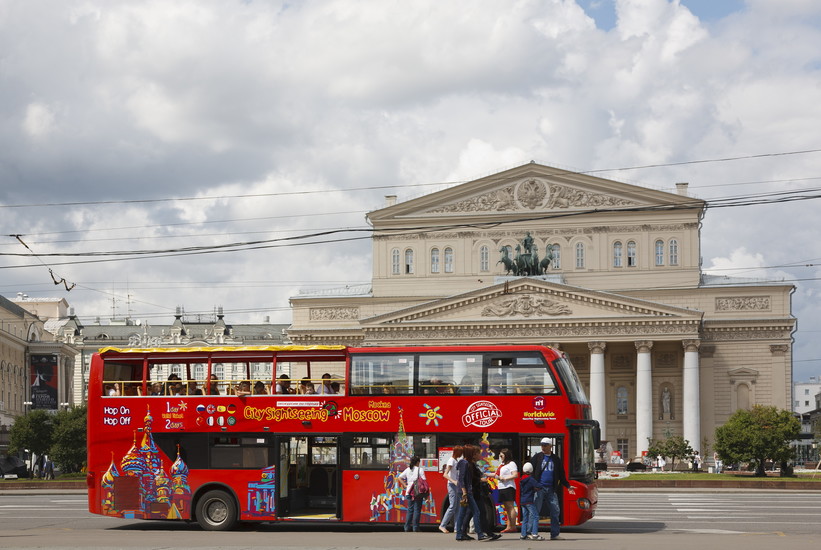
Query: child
519 462 544 540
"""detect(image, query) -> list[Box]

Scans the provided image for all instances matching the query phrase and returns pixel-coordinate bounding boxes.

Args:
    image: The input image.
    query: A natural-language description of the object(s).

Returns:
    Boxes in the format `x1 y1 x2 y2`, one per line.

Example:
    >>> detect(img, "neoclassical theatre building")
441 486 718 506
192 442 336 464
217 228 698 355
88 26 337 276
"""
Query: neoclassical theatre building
288 162 795 458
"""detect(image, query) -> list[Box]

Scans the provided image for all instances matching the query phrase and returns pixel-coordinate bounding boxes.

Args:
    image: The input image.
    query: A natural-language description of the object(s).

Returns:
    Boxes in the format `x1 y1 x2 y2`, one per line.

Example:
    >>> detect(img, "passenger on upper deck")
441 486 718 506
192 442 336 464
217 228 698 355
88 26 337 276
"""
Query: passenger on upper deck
208 374 220 395
253 381 267 395
297 377 316 394
234 380 252 397
320 373 337 394
275 374 294 394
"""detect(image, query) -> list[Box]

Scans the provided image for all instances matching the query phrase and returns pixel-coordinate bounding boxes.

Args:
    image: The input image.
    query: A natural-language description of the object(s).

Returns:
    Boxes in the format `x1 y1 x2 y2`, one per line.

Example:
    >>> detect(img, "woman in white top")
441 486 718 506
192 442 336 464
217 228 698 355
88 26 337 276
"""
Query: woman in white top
489 448 519 532
438 445 464 533
397 455 427 532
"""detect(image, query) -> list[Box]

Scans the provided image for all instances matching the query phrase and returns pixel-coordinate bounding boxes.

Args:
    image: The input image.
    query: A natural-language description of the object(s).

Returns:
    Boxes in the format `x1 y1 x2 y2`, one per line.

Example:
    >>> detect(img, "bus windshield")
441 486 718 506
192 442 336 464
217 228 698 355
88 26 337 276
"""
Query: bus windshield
553 356 589 405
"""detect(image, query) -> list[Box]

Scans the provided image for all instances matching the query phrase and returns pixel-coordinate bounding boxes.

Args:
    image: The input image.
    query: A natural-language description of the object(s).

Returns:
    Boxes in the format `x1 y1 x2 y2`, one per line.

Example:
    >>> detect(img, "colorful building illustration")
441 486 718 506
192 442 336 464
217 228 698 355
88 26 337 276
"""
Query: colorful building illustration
101 406 192 519
369 407 438 524
247 464 277 517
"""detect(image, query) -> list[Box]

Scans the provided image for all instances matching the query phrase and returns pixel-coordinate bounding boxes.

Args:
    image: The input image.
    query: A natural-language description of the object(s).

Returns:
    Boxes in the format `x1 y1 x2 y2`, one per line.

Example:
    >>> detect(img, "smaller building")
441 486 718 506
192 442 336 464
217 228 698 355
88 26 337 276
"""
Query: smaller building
794 376 821 414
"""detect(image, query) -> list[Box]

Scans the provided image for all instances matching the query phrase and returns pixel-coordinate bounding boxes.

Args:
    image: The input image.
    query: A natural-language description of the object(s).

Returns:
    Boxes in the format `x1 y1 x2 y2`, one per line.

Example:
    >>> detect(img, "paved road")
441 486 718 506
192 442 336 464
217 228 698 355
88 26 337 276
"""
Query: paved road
0 489 819 549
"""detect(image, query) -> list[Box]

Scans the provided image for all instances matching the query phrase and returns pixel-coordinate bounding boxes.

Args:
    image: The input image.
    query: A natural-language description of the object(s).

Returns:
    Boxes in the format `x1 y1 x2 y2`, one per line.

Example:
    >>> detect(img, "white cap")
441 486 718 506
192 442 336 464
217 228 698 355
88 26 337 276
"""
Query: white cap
540 437 552 445
523 462 534 473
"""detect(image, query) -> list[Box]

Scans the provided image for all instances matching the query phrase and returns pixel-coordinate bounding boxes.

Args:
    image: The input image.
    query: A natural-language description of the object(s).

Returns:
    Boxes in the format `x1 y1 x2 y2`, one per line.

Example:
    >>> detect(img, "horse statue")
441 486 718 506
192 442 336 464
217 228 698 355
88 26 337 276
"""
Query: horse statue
539 246 554 273
497 246 517 275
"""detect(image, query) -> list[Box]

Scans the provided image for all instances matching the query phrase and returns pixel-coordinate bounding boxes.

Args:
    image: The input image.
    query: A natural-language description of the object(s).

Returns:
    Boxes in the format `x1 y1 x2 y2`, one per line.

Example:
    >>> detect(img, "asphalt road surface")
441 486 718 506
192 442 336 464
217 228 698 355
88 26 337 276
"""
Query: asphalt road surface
0 489 819 549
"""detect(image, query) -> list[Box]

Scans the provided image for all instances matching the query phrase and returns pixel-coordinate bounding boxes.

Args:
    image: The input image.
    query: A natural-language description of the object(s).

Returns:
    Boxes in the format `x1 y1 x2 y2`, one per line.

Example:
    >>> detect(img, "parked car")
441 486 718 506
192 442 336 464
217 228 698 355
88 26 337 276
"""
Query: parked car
0 456 29 479
625 457 648 472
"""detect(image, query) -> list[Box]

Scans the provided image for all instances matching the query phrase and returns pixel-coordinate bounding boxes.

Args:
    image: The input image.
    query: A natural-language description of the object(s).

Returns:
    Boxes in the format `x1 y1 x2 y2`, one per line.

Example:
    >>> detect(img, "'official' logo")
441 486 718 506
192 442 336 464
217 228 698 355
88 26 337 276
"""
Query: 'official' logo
461 400 502 428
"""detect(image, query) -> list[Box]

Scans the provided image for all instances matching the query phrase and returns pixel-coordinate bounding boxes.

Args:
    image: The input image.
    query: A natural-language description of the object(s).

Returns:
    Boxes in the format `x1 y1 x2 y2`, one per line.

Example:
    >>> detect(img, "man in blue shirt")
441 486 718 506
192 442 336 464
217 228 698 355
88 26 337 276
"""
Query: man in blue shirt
529 438 575 540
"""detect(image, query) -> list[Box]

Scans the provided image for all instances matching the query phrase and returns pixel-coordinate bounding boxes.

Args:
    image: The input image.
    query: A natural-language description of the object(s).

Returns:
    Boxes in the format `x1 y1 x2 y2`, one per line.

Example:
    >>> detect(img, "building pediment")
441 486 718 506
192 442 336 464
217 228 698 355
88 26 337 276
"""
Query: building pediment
368 162 703 222
361 278 702 326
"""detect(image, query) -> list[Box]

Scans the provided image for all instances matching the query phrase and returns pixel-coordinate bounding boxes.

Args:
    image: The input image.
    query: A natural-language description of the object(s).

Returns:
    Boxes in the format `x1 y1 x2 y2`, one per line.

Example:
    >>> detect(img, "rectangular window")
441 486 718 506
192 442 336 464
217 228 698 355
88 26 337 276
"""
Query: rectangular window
487 354 558 395
431 248 440 273
349 435 392 468
418 354 483 395
210 436 270 469
350 354 414 395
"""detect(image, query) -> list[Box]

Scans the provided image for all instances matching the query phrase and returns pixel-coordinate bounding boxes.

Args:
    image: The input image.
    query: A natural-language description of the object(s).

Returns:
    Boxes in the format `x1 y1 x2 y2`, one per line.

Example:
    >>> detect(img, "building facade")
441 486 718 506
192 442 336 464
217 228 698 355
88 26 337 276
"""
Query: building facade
289 163 795 458
793 376 821 414
1 295 78 453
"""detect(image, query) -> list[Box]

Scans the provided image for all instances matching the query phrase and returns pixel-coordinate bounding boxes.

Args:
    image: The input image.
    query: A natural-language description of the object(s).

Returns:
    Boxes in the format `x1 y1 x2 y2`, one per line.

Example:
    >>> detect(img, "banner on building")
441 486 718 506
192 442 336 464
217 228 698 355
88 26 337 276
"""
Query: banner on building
30 354 58 410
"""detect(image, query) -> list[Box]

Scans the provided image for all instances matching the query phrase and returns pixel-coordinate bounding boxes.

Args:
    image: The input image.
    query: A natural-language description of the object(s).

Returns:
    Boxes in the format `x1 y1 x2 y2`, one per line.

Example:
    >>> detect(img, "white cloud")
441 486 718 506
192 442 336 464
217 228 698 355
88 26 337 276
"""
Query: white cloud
1 0 821 379
22 102 57 138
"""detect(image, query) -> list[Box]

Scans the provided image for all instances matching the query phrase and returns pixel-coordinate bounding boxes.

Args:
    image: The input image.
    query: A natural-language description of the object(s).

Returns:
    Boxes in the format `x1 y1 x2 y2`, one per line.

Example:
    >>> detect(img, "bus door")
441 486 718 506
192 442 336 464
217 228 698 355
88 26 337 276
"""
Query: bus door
278 435 339 519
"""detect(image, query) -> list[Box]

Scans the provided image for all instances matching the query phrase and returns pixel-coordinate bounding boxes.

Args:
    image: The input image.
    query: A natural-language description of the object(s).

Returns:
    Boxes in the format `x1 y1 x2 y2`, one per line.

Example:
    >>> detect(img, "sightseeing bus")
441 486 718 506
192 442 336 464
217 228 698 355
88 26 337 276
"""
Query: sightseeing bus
86 345 598 531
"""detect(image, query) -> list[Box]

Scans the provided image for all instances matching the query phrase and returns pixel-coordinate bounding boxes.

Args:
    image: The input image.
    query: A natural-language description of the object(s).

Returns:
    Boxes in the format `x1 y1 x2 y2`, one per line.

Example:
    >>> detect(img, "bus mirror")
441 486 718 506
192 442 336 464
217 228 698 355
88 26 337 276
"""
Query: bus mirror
593 422 601 448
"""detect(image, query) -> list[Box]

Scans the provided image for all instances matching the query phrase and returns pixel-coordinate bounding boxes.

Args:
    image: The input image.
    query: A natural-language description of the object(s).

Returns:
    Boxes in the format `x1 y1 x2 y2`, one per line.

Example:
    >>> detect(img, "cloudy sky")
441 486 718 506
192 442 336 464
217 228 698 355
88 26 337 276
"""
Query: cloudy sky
1 0 820 382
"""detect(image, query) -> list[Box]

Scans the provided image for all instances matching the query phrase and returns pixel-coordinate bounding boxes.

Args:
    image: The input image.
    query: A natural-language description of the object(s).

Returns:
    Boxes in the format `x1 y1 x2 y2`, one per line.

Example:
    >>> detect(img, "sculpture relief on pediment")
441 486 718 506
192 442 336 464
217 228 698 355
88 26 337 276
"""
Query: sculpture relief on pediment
481 294 572 317
427 178 637 214
429 185 517 213
545 183 637 209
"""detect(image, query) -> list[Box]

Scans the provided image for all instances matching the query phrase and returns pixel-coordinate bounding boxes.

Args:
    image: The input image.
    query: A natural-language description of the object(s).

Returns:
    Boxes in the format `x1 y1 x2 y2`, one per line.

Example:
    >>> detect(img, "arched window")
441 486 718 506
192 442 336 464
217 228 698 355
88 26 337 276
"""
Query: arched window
616 387 628 415
404 249 414 274
627 241 637 267
669 239 679 266
613 241 623 267
391 249 400 275
551 244 561 269
479 245 489 272
575 242 585 269
430 248 440 273
655 240 664 266
444 247 454 273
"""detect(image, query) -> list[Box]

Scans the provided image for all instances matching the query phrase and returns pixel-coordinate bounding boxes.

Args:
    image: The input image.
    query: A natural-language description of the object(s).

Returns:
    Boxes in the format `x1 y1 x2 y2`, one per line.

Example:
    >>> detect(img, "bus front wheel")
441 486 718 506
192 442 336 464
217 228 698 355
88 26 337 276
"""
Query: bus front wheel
196 489 238 531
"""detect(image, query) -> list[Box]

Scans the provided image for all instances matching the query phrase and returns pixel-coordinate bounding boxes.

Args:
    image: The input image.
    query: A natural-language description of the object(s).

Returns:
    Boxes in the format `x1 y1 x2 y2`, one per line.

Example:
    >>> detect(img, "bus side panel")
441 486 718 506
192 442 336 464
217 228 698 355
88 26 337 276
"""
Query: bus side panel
341 469 443 524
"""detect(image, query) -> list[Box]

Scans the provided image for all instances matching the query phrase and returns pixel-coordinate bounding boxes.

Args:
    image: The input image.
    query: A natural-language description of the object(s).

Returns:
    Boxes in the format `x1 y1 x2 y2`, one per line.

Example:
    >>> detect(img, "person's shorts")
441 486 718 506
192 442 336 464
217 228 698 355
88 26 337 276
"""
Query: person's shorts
499 487 516 503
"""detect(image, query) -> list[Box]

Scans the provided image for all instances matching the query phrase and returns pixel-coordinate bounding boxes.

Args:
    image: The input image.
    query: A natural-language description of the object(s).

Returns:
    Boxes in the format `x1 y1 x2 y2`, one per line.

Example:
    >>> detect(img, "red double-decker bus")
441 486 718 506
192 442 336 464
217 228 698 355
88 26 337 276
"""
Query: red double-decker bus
86 345 598 531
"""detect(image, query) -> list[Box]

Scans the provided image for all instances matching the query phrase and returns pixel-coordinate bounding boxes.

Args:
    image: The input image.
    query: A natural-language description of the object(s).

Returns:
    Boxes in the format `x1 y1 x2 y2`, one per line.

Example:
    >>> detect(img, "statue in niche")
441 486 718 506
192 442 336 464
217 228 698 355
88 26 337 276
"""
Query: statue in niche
660 386 673 419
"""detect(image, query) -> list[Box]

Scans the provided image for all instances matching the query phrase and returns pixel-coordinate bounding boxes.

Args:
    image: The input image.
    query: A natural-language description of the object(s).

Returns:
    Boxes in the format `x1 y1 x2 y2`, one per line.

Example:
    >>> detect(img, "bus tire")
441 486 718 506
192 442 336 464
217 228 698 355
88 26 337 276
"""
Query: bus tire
195 489 238 531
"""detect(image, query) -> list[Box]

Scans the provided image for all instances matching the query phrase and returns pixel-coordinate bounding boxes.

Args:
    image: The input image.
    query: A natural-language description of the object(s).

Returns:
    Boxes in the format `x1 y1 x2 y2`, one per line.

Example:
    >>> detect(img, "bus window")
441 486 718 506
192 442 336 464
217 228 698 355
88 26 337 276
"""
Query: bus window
350 354 414 395
418 354 482 395
349 436 391 468
102 360 142 397
488 354 558 395
210 436 270 469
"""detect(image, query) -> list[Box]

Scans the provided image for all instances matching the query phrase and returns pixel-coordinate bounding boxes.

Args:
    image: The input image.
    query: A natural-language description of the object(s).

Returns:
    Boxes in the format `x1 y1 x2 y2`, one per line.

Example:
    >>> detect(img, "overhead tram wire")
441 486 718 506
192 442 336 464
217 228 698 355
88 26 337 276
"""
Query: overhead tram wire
2 146 821 211
4 185 821 267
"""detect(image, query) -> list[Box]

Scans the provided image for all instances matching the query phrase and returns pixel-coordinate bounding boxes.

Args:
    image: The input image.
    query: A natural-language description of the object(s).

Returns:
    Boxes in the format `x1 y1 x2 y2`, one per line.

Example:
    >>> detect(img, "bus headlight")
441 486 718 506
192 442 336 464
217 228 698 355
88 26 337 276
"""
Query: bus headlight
576 498 591 510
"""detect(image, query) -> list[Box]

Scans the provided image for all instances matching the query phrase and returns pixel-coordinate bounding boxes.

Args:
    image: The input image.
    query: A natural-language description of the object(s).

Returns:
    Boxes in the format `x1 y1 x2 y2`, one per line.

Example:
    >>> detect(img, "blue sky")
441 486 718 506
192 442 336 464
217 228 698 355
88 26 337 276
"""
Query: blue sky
580 0 747 30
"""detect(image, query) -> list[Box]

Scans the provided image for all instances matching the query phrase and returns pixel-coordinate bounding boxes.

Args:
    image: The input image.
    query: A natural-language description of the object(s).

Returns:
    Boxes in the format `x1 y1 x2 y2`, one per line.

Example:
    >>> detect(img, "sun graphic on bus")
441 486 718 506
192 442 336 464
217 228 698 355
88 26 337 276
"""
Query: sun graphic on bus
419 403 443 426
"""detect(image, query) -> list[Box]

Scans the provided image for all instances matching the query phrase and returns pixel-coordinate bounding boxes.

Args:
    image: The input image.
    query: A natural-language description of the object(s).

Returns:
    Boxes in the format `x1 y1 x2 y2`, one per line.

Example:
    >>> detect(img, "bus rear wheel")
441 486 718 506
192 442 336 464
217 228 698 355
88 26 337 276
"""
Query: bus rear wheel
196 489 238 531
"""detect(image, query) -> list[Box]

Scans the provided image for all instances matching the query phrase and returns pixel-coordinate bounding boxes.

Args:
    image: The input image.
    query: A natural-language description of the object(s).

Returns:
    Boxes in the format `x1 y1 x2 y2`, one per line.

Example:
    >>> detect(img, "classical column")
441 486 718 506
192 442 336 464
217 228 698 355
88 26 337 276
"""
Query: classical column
588 341 607 441
635 340 653 455
682 340 701 452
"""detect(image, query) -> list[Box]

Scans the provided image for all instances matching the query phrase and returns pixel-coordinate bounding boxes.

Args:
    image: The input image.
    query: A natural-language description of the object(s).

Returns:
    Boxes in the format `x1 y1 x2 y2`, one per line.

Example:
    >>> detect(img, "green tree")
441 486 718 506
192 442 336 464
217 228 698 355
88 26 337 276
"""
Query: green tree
646 435 694 471
50 405 87 474
714 405 800 477
9 409 54 472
